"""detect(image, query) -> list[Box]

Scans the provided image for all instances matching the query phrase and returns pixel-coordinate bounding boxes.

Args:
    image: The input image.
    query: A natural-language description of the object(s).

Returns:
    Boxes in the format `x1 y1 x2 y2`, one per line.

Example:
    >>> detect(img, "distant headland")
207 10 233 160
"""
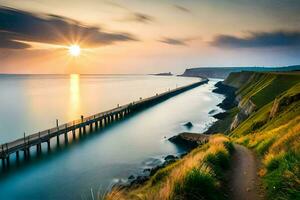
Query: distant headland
150 72 173 76
180 65 300 79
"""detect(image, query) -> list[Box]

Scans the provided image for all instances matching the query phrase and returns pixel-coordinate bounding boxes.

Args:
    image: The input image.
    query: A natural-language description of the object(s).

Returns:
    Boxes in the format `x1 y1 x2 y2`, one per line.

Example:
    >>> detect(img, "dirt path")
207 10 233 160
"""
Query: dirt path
228 144 264 200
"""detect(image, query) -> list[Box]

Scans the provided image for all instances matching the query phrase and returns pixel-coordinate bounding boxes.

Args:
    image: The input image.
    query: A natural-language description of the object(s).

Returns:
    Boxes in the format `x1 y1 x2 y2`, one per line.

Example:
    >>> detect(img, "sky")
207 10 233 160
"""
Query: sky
0 0 300 74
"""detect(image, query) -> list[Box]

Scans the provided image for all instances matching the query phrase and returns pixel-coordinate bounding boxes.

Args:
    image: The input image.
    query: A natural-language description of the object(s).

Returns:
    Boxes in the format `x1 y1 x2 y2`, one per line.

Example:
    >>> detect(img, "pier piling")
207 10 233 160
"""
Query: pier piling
0 80 208 163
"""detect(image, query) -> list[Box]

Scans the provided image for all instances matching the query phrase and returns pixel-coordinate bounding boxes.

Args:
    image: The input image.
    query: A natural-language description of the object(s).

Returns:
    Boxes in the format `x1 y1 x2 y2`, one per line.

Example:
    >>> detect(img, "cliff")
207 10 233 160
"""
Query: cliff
224 71 300 132
206 71 300 134
180 65 300 79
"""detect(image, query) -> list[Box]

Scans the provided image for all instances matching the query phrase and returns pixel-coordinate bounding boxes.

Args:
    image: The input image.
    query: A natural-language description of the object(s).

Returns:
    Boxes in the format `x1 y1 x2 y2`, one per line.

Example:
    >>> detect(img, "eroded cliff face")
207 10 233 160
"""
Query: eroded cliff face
230 97 256 131
269 93 300 119
226 72 267 131
269 98 280 119
213 71 300 133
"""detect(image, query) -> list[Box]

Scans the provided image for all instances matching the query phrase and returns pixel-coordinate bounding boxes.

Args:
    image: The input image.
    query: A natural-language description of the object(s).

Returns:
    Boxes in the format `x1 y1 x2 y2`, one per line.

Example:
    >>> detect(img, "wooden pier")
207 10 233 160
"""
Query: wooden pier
0 79 208 167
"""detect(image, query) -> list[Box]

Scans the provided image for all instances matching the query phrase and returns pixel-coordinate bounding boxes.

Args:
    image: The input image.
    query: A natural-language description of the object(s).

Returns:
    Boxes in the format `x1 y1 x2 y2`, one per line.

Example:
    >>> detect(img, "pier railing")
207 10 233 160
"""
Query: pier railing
0 79 208 166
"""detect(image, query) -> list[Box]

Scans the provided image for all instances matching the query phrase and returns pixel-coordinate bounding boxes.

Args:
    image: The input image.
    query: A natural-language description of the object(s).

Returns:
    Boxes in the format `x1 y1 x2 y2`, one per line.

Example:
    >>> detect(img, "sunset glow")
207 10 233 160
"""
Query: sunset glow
68 45 81 57
0 1 300 74
0 1 299 199
69 74 80 120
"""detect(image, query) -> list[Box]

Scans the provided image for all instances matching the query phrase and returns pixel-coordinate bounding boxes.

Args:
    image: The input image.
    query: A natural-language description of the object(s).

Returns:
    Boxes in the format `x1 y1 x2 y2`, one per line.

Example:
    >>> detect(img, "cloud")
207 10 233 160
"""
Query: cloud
129 12 154 23
104 0 128 10
159 36 200 46
0 31 31 49
159 38 187 46
173 4 191 13
104 1 154 24
0 6 137 49
211 31 300 48
118 12 154 24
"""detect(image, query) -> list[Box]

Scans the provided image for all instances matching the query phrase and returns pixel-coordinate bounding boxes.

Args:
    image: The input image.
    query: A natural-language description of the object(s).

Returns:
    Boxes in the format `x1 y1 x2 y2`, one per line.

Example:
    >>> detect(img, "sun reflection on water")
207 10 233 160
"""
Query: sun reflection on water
69 74 80 120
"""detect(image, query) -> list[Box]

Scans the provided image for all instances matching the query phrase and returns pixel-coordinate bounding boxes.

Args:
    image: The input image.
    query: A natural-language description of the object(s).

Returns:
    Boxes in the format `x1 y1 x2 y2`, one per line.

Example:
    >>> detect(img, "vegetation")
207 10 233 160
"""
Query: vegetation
105 135 234 200
229 73 300 200
225 72 300 109
105 71 300 200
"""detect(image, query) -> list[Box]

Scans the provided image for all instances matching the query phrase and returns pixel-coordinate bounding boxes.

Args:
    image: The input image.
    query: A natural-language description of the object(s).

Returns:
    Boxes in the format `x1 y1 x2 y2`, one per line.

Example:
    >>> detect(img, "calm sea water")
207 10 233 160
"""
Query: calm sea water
0 75 224 200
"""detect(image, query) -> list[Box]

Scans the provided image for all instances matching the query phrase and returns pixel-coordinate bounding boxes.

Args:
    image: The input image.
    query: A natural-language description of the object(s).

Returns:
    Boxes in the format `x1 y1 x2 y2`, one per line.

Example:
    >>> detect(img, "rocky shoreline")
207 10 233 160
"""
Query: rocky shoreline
113 153 184 189
114 132 210 189
212 81 237 110
205 81 238 134
114 80 232 189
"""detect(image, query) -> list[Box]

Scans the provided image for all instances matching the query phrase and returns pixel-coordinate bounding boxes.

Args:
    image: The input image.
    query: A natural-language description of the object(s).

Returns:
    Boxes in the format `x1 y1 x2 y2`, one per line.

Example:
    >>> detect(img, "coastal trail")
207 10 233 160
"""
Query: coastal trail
228 144 265 200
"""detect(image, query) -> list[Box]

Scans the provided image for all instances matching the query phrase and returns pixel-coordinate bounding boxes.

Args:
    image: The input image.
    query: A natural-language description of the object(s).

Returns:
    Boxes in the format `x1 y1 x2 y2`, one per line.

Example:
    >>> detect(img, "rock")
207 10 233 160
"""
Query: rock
230 98 256 131
143 168 151 173
169 132 209 149
164 155 177 161
208 109 217 114
213 112 228 120
213 81 238 110
128 175 135 179
163 159 176 166
142 157 163 167
184 122 193 128
131 176 149 185
149 165 162 176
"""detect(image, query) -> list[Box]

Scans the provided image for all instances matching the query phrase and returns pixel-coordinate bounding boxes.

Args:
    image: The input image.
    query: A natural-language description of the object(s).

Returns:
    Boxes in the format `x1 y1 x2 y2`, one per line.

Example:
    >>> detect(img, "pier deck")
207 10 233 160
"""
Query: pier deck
0 79 208 165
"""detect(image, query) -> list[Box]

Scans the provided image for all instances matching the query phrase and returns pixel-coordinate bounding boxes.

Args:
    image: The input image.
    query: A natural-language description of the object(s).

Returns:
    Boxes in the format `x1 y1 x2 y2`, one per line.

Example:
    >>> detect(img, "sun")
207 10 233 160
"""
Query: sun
68 45 81 57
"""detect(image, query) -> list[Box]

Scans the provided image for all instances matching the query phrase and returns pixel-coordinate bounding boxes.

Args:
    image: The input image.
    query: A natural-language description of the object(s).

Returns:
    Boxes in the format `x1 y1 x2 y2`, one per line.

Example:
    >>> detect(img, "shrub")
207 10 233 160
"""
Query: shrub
223 141 235 154
172 168 224 200
265 153 284 171
205 150 230 170
256 138 275 155
264 151 300 200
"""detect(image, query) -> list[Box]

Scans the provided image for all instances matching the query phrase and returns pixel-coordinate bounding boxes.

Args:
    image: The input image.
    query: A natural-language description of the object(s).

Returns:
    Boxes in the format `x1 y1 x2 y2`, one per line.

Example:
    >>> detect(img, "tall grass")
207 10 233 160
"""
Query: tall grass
105 135 234 200
235 114 300 200
230 75 300 200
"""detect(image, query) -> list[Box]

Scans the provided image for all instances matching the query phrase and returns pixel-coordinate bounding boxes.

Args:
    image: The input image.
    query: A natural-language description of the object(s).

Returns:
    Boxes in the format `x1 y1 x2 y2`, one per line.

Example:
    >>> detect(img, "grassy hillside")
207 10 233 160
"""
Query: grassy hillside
228 72 300 200
225 72 300 108
106 135 234 200
105 71 300 200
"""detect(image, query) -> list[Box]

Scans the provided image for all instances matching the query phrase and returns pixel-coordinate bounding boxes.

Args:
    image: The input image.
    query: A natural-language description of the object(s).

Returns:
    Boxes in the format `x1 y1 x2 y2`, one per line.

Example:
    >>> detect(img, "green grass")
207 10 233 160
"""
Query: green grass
230 73 300 200
172 168 225 200
264 151 300 200
217 73 300 200
171 141 234 200
251 74 300 108
237 73 274 105
204 150 231 179
255 137 275 155
226 72 300 109
231 82 300 137
230 102 272 136
105 72 300 200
